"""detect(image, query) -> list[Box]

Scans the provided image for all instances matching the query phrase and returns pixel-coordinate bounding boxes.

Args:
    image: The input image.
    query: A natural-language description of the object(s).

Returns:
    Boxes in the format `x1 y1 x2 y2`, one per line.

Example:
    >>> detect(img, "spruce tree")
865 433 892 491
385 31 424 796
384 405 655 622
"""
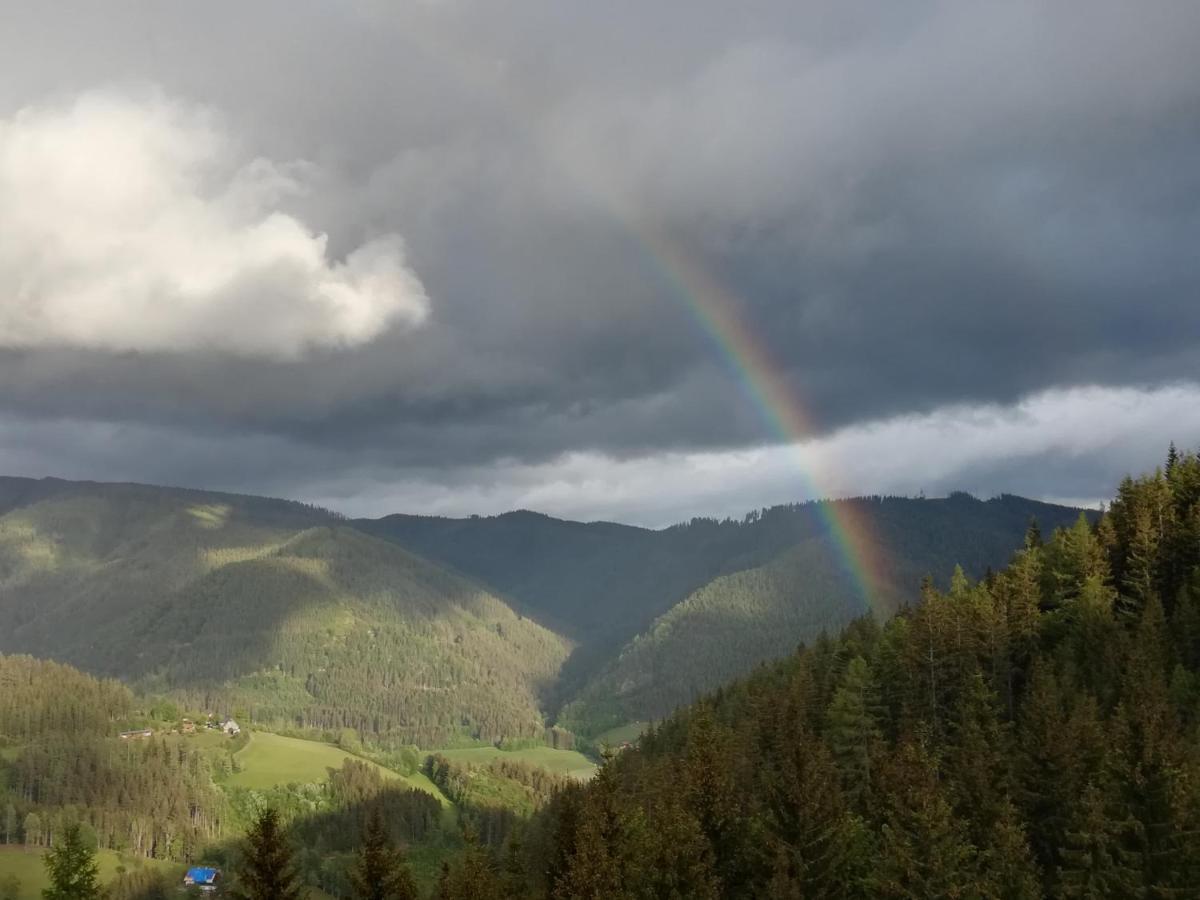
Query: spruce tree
1056 784 1143 898
978 799 1042 900
435 862 452 900
232 808 303 900
449 827 503 900
825 656 881 809
42 823 101 900
871 743 976 898
349 808 417 900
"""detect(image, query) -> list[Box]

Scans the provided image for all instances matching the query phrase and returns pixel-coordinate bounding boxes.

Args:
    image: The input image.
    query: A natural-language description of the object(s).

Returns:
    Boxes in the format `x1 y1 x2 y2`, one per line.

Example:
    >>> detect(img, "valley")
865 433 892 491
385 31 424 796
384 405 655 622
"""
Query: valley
0 473 1099 897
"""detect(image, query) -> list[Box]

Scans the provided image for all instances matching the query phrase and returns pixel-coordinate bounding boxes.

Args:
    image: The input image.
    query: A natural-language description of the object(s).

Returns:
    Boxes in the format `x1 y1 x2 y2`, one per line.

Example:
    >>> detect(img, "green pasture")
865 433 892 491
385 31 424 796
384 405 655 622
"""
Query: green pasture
0 847 179 900
227 731 447 802
430 745 597 781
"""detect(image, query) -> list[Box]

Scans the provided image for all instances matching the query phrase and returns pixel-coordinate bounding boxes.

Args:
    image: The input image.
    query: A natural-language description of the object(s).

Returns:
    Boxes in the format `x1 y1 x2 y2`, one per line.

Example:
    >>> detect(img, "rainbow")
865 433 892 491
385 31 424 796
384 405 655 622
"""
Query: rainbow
615 214 890 612
374 16 889 612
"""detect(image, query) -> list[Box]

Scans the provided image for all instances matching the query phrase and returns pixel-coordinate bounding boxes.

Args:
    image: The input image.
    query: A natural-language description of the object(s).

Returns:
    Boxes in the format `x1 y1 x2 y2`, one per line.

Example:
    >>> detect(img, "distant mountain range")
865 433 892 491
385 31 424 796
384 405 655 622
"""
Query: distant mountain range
0 475 1088 743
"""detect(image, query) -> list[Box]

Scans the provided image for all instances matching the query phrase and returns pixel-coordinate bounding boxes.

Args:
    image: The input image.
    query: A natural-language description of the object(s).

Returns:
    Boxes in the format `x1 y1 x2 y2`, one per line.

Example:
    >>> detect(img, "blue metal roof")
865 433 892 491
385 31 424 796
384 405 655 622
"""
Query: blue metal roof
185 867 219 884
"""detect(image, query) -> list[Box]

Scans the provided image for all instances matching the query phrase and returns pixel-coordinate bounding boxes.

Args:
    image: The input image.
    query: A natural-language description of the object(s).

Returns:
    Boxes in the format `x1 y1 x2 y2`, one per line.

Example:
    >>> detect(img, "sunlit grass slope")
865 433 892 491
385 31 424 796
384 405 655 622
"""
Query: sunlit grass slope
429 745 596 781
0 847 180 900
228 731 446 802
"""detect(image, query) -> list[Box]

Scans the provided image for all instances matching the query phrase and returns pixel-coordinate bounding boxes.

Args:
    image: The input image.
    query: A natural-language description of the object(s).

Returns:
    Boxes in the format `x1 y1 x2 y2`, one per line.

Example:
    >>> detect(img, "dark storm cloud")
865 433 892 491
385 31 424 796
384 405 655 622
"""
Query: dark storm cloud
1 1 1199 515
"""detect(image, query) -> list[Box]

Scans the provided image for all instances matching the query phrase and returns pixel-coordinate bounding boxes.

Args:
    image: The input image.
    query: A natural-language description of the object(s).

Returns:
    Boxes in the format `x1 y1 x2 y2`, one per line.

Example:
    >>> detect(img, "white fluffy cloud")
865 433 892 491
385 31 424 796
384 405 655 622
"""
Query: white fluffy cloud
0 90 429 358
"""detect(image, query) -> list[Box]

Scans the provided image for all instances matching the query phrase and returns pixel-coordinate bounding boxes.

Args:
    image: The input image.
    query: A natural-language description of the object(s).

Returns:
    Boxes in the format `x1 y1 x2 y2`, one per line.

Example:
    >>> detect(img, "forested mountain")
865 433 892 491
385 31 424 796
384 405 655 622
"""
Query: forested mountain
363 494 1086 733
362 496 1084 649
0 475 1084 746
434 449 1200 898
0 479 569 746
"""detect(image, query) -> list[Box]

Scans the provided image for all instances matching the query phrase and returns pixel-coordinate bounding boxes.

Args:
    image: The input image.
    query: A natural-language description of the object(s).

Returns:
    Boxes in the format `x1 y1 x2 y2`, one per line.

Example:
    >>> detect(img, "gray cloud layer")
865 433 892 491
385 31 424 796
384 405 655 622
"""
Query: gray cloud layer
1 1 1198 519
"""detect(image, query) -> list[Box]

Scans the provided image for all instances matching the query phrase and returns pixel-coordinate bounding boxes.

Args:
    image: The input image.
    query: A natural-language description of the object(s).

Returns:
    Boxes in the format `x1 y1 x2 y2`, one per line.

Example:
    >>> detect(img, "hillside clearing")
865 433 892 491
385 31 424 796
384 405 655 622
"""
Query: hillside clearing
594 722 647 747
227 731 447 802
0 848 179 900
429 745 597 781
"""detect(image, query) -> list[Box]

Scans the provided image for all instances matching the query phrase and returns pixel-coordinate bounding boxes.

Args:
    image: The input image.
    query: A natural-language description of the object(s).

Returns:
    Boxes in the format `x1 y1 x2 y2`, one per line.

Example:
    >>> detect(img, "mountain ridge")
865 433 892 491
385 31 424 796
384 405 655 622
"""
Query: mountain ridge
0 474 1089 741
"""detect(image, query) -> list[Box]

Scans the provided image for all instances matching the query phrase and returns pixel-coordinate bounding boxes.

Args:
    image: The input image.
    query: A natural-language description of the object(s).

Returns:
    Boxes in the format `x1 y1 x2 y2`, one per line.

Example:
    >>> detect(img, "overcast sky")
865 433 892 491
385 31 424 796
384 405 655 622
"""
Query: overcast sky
1 1 1198 526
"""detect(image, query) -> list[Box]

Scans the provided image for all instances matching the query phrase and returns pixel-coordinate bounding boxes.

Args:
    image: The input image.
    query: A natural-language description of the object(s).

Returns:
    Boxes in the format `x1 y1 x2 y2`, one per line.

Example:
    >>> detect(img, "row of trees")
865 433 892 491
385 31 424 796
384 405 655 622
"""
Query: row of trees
5 735 228 859
28 808 421 900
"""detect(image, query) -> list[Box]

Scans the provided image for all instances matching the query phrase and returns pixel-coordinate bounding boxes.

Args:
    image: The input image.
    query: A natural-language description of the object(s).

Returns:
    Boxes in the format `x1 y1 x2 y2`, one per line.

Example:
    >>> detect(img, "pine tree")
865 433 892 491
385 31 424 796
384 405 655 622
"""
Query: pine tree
944 672 1014 846
825 656 882 809
435 863 452 900
978 799 1041 900
348 808 417 900
450 827 503 900
1056 784 1143 898
554 764 629 900
231 808 303 900
42 823 101 900
761 725 863 898
1026 518 1043 549
871 742 977 899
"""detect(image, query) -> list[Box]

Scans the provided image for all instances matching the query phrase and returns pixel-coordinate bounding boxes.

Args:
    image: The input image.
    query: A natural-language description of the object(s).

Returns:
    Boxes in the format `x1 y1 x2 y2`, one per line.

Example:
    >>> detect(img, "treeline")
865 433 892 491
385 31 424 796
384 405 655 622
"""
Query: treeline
432 448 1200 897
0 654 133 743
0 655 230 861
5 735 228 859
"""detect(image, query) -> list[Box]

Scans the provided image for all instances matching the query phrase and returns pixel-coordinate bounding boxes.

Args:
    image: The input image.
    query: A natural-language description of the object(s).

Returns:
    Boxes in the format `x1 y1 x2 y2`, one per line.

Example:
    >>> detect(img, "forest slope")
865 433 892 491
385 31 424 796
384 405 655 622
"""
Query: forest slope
0 479 570 746
564 494 1091 730
437 450 1200 898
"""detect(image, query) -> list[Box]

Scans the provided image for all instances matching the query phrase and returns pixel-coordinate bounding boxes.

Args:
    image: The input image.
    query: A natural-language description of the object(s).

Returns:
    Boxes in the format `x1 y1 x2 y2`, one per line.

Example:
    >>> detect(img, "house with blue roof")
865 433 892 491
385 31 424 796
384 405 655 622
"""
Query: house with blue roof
183 866 221 892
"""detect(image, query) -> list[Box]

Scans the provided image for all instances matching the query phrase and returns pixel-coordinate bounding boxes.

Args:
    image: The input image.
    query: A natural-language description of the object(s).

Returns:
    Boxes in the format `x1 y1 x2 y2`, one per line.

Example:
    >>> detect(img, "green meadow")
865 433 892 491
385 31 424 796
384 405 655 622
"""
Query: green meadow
227 731 447 802
430 745 597 781
593 721 647 748
0 847 179 900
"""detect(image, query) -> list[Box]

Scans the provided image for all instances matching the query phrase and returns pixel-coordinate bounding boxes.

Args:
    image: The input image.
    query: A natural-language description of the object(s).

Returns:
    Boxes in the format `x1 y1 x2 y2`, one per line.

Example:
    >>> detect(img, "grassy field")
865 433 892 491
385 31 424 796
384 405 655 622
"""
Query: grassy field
226 731 447 802
0 847 179 900
594 722 647 747
430 745 597 780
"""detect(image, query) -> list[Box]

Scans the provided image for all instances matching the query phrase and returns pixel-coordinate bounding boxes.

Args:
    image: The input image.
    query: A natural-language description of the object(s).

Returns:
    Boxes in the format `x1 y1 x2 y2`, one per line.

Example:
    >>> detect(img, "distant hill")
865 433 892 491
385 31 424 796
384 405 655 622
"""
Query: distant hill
0 475 1087 742
359 493 1088 731
0 477 570 747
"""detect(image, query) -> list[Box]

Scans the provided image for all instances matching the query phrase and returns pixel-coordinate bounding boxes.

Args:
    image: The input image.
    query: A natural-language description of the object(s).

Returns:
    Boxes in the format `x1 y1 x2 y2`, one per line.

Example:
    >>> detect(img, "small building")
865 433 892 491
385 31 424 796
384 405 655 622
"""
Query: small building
181 719 196 734
221 719 241 736
119 729 153 741
183 867 221 892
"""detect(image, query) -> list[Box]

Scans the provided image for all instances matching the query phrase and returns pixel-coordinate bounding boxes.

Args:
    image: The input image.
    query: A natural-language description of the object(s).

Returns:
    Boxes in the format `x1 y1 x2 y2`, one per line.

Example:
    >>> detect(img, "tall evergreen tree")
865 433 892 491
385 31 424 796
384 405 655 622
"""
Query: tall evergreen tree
1056 784 1143 898
871 742 977 899
348 808 417 900
41 823 101 900
825 656 882 808
231 808 303 900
